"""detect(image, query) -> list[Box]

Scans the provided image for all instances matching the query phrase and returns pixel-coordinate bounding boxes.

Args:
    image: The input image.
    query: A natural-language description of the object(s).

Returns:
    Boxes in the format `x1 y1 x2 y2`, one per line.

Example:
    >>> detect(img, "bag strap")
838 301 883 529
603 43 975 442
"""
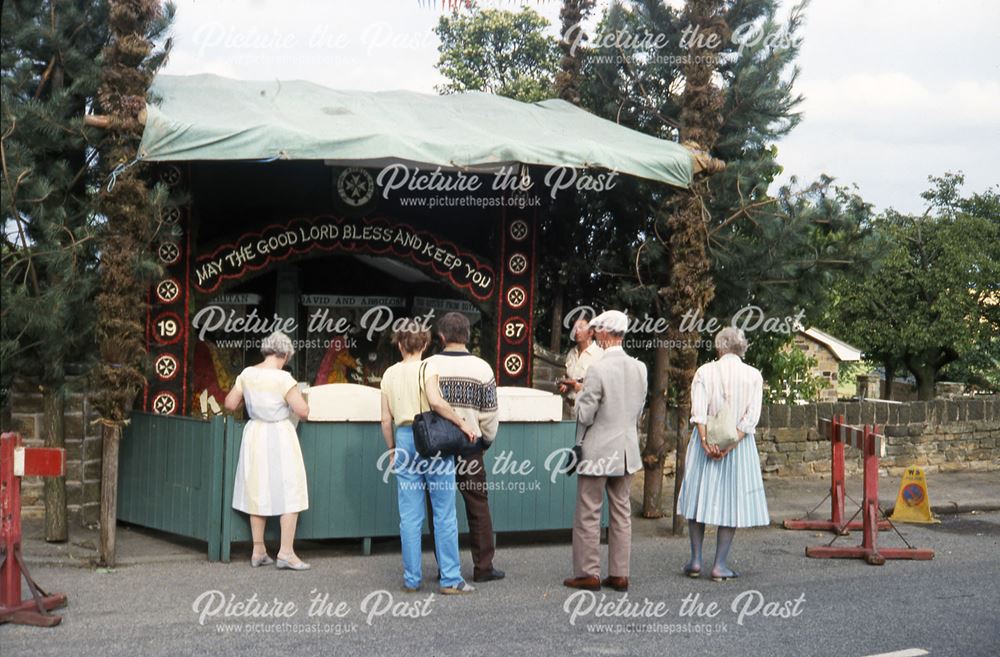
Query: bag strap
418 361 429 414
716 360 732 404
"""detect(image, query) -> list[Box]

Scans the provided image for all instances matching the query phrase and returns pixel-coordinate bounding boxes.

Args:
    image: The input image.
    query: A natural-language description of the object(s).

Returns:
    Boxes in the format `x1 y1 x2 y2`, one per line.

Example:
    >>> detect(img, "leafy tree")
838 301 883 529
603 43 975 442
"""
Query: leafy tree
1 0 110 540
756 338 823 403
434 3 594 354
829 173 1000 400
434 5 560 102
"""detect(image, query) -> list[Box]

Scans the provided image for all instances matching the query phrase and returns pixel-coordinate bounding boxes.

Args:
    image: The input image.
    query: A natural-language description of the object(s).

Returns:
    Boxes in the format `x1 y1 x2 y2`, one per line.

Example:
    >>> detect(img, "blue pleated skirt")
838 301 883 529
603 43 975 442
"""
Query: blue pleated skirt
677 427 769 528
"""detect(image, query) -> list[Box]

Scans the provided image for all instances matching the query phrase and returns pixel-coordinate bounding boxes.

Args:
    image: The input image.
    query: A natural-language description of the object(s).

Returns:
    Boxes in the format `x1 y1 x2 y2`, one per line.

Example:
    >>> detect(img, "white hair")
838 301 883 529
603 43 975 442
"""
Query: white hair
715 326 748 357
261 331 295 358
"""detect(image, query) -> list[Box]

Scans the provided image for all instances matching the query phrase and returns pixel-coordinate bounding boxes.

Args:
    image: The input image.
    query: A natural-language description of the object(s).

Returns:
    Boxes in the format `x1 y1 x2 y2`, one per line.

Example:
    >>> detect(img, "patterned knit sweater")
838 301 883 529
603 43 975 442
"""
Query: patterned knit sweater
425 351 499 443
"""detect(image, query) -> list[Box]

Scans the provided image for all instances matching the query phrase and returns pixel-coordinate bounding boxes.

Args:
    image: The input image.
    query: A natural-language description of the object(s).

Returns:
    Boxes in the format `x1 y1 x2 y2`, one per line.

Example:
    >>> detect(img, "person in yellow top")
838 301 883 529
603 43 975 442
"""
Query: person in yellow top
380 320 477 595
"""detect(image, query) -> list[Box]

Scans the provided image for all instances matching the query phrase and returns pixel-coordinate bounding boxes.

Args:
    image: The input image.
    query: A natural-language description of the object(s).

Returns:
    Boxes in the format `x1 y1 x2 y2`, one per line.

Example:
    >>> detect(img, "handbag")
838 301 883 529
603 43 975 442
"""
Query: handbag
411 362 484 458
705 361 740 450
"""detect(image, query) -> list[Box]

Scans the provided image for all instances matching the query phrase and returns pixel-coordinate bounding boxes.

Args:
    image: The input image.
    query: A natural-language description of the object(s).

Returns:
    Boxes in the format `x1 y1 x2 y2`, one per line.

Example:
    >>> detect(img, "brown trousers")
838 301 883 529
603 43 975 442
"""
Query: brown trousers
572 473 632 579
456 451 495 576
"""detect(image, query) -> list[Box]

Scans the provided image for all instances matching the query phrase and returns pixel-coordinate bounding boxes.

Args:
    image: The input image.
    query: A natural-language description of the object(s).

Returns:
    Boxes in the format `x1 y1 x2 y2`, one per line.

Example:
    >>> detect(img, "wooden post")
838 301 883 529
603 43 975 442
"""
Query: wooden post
830 415 846 530
98 424 121 567
42 385 67 542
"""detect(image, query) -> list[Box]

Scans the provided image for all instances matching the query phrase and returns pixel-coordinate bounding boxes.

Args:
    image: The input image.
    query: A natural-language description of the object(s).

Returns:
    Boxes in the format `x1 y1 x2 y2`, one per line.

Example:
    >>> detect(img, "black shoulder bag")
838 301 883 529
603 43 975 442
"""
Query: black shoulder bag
412 361 484 458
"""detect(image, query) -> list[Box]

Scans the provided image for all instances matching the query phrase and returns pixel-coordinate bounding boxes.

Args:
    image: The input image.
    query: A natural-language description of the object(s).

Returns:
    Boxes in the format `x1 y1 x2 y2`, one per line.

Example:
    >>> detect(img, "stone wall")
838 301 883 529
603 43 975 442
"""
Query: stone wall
5 355 996 525
666 396 1000 478
3 375 103 524
531 342 564 395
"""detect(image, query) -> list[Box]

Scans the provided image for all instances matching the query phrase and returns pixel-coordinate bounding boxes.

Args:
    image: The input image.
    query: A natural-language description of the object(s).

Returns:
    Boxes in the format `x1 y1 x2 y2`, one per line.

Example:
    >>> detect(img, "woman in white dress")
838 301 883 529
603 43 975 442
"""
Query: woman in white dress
224 331 311 570
677 327 769 582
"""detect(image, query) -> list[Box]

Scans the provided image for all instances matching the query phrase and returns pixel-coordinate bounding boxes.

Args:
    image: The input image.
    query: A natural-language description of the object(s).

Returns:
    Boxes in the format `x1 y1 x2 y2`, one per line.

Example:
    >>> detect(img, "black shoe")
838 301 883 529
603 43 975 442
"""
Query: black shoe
473 568 506 582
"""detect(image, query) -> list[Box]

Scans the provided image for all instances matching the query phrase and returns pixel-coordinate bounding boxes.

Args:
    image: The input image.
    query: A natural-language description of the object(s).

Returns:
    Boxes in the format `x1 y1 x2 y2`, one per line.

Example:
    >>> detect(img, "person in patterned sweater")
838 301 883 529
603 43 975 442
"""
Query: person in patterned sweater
426 312 504 583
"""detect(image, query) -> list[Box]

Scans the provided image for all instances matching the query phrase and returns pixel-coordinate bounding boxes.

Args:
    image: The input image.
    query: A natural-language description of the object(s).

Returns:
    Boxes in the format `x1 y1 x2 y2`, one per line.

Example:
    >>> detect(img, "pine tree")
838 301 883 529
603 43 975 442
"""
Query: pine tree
92 0 174 567
1 0 110 541
578 0 728 523
554 0 596 105
542 0 596 353
581 0 871 521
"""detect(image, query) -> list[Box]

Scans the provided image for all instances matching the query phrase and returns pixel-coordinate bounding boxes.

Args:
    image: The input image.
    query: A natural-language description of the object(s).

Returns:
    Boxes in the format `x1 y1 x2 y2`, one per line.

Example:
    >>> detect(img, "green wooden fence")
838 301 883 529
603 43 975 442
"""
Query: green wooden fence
119 413 226 560
221 421 401 560
120 412 590 562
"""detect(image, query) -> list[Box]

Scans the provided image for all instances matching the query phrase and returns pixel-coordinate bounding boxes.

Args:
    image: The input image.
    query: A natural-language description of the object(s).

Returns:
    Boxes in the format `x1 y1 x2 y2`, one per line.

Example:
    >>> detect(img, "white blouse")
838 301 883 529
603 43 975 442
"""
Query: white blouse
689 353 764 434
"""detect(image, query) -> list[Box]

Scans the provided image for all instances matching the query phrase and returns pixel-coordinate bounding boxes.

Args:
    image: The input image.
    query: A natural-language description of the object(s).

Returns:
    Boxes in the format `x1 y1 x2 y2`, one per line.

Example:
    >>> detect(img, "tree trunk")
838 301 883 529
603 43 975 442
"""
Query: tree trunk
670 341 700 535
94 0 169 566
664 0 727 536
671 400 690 535
98 424 121 566
882 363 894 400
641 343 670 517
555 0 596 105
549 281 565 353
42 384 68 542
913 367 936 401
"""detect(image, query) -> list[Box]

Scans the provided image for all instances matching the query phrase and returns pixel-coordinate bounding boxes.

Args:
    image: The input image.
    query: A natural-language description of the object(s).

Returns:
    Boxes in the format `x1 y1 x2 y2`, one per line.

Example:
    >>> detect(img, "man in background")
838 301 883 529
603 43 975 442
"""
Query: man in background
558 317 604 414
563 310 647 593
427 312 505 583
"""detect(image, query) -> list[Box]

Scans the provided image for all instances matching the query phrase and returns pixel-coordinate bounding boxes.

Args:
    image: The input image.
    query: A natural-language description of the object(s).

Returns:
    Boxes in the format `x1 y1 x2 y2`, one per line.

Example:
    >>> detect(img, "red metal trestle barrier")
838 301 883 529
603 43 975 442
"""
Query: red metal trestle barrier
785 418 934 565
783 415 890 535
0 432 68 626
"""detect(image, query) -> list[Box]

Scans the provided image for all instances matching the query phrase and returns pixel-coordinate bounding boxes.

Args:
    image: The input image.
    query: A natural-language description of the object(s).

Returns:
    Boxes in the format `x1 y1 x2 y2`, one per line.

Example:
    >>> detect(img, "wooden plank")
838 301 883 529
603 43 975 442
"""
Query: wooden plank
207 415 226 562
221 416 239 561
15 446 65 477
119 412 217 545
816 419 886 455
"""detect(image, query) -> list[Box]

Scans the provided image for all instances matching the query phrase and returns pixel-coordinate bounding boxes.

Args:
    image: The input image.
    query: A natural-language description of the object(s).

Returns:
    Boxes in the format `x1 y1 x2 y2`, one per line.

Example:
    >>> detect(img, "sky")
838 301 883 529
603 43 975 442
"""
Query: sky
160 0 999 213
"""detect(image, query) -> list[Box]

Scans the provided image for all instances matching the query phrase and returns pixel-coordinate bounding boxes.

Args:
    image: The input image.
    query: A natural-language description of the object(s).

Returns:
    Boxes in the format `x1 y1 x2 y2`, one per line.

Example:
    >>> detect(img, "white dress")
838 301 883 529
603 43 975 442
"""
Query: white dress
231 367 309 516
677 354 769 528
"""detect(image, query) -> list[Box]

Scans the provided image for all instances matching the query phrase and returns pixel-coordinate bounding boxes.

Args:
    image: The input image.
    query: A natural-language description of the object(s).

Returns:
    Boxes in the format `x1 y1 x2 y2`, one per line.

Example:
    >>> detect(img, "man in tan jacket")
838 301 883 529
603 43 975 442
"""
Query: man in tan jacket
563 310 647 592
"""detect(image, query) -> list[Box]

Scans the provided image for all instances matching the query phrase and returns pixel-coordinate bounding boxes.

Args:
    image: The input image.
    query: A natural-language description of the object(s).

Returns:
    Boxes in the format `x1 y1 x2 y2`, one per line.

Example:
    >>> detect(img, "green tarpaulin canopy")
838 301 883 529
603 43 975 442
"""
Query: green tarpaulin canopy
138 74 693 188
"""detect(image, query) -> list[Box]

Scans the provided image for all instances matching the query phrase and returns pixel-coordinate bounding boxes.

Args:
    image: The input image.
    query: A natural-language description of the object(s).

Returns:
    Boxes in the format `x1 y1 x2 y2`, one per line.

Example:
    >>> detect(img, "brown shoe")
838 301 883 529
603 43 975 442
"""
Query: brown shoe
602 576 629 592
563 576 601 591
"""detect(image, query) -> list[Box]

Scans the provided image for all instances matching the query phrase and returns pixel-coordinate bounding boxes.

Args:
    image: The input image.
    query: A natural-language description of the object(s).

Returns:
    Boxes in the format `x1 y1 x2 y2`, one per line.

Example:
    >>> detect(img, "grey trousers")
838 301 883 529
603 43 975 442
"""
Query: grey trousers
572 473 633 578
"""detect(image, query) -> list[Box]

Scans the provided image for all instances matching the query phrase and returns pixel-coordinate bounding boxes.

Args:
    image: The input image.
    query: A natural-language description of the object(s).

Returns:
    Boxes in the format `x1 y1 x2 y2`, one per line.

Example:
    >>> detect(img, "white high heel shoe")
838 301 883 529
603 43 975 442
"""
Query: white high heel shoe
275 556 310 571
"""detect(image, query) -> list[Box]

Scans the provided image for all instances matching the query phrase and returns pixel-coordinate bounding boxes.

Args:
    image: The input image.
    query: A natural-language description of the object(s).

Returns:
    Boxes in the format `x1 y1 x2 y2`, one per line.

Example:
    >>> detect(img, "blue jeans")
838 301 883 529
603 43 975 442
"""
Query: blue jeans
393 426 463 588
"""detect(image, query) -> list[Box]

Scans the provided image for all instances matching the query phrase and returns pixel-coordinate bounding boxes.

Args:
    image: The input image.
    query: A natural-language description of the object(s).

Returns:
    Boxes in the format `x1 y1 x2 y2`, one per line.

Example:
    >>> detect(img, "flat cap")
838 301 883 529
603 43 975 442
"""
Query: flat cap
588 310 629 334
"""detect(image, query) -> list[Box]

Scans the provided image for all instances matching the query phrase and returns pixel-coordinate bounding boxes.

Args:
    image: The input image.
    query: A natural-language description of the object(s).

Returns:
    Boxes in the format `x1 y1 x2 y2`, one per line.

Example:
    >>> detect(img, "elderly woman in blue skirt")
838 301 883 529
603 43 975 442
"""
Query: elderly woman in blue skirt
678 327 769 582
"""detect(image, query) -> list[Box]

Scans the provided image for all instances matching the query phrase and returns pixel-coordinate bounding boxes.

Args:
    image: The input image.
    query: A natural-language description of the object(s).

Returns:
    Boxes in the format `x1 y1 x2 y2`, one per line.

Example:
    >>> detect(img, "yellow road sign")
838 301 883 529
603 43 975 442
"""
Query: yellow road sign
890 466 940 524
